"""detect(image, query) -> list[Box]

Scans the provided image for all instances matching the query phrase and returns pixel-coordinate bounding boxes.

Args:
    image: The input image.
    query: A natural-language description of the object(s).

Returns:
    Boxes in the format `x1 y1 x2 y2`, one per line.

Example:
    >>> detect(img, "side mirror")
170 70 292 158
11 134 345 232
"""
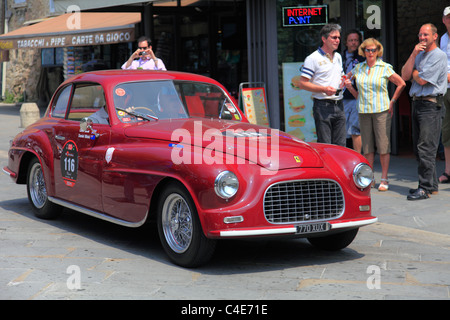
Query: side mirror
80 117 93 131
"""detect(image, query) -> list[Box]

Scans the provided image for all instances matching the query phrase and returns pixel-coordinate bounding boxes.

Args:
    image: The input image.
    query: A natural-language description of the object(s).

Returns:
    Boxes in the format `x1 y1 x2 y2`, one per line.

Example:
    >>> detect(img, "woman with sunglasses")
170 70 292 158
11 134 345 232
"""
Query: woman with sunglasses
344 38 406 192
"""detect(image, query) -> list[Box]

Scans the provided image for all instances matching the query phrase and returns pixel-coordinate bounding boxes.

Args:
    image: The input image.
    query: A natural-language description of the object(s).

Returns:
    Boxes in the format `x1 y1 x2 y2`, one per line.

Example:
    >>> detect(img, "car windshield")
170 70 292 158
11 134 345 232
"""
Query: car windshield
113 80 240 122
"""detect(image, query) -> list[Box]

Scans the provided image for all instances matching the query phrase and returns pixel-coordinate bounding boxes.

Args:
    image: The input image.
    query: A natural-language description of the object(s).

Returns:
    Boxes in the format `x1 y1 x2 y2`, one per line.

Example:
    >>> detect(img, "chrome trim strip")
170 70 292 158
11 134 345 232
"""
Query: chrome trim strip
220 227 297 237
218 218 377 238
330 217 378 230
48 196 146 228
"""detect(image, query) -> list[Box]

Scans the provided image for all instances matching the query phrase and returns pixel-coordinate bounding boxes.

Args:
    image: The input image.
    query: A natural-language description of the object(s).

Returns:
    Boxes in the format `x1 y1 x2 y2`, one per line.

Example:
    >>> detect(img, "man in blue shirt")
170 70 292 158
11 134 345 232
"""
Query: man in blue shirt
401 23 448 200
342 29 365 153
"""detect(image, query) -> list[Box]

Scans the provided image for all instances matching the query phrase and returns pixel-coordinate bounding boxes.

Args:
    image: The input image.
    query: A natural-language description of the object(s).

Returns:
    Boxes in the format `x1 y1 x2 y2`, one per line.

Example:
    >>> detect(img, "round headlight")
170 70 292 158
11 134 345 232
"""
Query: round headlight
353 163 373 189
214 171 239 199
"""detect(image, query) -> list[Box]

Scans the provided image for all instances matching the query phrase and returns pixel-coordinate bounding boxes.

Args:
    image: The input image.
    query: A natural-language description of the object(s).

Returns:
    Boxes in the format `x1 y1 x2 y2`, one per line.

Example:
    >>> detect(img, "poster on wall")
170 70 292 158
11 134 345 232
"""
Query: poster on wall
241 86 269 126
282 62 317 142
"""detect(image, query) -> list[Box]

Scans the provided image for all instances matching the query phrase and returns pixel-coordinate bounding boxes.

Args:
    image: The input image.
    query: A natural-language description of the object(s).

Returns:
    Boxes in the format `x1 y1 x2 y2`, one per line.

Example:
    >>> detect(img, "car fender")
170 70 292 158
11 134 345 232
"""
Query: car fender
311 143 372 201
10 128 56 195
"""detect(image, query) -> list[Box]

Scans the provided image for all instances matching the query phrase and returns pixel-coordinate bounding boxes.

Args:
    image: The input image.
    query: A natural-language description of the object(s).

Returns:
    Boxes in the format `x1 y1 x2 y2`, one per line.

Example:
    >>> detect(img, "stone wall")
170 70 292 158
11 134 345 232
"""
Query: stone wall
4 0 49 102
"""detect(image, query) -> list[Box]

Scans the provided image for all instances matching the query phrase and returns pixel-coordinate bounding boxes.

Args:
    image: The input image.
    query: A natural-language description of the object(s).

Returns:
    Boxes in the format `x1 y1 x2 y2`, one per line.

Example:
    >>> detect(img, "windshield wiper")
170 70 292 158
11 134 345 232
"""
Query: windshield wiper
116 106 159 121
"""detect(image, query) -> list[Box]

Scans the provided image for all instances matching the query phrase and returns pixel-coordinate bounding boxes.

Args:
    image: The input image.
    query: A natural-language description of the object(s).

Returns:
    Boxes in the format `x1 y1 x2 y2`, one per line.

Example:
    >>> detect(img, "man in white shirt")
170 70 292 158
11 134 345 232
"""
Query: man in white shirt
122 36 166 71
438 6 450 184
295 24 346 146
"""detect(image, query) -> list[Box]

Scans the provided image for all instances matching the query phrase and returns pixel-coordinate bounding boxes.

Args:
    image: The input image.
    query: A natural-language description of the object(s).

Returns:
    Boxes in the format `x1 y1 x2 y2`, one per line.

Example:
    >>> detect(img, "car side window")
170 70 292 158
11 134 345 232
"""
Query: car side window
177 82 240 121
68 84 108 124
51 85 72 118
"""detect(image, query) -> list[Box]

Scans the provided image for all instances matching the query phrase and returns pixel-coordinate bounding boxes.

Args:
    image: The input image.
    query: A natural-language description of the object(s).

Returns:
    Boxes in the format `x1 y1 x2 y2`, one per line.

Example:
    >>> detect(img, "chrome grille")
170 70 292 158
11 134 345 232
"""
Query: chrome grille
264 180 344 224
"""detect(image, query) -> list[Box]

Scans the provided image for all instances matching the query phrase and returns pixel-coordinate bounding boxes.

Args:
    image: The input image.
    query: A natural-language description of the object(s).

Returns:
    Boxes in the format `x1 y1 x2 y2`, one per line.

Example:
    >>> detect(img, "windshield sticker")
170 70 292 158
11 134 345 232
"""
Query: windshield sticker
115 88 126 96
226 103 236 113
61 140 78 187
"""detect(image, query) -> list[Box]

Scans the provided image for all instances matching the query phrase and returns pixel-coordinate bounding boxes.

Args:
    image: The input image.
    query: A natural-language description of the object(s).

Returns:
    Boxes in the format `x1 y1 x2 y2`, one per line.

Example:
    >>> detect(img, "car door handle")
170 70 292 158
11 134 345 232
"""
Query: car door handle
55 135 66 141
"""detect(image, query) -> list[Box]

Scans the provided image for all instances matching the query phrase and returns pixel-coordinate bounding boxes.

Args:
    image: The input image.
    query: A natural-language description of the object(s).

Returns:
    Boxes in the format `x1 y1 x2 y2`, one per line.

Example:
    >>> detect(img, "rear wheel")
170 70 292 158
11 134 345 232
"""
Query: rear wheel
27 158 61 219
157 182 216 267
308 228 359 251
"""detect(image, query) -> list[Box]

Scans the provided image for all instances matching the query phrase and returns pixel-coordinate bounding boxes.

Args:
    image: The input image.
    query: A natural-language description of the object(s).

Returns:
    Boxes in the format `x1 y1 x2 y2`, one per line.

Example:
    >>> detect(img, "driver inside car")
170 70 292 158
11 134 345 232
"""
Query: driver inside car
123 87 187 120
113 87 146 123
155 90 188 119
88 105 109 124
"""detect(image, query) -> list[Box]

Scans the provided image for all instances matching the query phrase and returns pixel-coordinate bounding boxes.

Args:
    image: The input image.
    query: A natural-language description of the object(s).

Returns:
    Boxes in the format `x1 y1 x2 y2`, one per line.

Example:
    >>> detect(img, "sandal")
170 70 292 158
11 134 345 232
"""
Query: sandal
438 172 450 184
378 179 389 192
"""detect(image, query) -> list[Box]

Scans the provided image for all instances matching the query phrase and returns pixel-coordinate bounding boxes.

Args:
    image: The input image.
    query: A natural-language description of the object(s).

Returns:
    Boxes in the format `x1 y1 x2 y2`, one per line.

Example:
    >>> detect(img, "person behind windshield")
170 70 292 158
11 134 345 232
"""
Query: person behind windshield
155 88 187 119
88 106 109 124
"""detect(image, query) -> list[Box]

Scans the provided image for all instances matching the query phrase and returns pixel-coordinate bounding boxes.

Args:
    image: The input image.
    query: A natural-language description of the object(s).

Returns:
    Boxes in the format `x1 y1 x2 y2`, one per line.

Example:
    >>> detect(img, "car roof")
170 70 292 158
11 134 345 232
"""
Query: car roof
63 70 223 88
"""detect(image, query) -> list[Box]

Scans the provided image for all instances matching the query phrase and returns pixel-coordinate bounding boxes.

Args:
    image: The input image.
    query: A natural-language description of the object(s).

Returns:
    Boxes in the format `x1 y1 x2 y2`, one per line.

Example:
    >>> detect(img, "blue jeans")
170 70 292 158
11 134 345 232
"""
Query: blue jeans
411 100 443 192
343 99 360 138
313 99 346 146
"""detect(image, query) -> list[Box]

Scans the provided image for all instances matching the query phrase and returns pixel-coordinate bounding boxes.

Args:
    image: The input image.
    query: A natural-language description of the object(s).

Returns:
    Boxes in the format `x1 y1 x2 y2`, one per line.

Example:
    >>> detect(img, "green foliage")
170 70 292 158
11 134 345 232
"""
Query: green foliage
3 90 24 103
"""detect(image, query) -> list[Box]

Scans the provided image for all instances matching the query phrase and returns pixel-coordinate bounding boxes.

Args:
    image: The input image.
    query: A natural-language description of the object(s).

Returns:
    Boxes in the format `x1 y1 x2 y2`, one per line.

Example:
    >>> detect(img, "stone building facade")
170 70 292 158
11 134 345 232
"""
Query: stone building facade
2 0 450 106
4 0 49 103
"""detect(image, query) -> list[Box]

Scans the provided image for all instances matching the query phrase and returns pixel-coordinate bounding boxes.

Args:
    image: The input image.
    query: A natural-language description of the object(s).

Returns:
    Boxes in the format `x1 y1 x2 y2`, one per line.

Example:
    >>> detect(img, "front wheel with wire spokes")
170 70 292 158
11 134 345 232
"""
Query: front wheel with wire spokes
157 182 216 267
26 157 61 219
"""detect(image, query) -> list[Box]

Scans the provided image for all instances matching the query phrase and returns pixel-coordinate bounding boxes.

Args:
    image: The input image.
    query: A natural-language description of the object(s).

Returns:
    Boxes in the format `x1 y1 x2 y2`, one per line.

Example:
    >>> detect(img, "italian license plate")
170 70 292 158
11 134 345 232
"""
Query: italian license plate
296 222 330 234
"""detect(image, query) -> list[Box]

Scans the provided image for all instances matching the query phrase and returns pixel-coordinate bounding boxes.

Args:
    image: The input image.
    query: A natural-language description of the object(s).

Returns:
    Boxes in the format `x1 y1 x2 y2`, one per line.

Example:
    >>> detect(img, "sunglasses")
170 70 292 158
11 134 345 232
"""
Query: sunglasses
329 36 341 40
365 48 377 53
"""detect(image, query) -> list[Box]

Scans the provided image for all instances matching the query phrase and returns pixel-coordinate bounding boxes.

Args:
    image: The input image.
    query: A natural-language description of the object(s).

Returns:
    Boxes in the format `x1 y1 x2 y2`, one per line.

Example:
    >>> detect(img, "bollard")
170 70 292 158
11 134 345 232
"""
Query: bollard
20 102 40 128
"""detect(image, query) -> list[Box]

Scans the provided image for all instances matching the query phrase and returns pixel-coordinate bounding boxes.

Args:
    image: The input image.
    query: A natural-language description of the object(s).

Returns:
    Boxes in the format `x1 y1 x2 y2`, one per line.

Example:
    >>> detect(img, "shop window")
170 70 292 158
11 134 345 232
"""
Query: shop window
42 48 64 67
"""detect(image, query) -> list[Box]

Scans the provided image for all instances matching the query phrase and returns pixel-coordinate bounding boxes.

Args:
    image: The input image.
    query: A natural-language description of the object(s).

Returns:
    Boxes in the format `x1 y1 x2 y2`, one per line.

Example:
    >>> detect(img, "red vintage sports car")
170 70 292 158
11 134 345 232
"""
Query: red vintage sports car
4 70 376 267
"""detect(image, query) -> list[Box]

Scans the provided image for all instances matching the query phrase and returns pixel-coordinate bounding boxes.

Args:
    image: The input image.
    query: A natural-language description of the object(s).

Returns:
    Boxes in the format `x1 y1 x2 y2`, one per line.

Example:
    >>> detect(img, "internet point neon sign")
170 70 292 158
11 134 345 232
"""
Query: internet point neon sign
282 5 328 27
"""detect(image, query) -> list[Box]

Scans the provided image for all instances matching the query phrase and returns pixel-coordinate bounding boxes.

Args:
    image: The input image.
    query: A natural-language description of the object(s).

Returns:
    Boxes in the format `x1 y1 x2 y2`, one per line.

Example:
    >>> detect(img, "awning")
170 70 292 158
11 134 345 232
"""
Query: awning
0 12 141 50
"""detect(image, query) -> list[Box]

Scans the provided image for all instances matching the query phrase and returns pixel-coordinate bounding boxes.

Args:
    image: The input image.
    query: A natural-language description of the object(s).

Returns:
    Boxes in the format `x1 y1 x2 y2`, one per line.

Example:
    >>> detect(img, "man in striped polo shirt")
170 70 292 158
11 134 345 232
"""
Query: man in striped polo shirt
296 24 346 146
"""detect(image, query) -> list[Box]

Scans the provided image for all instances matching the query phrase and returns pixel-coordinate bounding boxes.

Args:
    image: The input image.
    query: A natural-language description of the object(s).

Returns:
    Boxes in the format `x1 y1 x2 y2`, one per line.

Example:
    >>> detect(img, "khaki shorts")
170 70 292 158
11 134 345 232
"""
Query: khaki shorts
359 111 391 155
441 89 450 147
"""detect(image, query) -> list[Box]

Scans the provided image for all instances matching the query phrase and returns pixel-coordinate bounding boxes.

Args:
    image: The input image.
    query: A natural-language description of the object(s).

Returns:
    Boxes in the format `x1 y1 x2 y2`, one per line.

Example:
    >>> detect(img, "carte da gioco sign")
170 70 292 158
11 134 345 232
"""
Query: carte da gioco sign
0 29 135 49
282 5 328 27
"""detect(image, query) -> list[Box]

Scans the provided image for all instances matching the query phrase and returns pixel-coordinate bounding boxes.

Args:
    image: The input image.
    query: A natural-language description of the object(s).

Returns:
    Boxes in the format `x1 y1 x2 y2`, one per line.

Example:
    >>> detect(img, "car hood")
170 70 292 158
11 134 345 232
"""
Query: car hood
124 119 323 170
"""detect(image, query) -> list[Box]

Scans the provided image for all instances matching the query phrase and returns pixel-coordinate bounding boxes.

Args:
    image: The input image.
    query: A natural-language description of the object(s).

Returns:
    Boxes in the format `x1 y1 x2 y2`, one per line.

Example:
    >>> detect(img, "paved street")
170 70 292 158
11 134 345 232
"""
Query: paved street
1 102 449 301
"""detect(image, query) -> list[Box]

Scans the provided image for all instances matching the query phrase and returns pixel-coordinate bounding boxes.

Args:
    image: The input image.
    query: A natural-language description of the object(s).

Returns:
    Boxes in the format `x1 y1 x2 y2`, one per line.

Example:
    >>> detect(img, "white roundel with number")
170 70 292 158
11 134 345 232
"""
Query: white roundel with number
61 140 78 187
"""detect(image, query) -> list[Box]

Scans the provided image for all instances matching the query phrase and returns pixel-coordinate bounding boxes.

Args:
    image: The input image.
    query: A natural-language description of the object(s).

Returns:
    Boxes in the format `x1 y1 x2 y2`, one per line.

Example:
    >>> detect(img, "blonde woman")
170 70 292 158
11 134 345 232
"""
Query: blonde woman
345 38 406 191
